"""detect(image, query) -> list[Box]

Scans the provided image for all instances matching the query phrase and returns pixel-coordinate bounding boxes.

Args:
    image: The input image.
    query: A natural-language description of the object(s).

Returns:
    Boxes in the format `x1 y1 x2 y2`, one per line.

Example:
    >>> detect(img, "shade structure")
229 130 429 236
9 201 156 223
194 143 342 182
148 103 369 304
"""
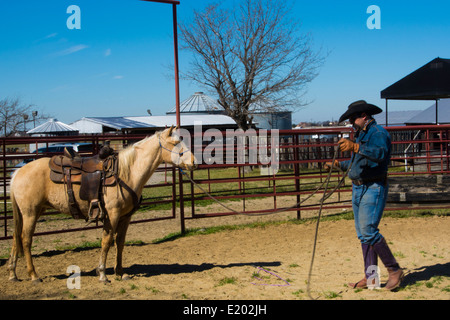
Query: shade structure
27 118 79 136
380 57 450 125
381 57 450 100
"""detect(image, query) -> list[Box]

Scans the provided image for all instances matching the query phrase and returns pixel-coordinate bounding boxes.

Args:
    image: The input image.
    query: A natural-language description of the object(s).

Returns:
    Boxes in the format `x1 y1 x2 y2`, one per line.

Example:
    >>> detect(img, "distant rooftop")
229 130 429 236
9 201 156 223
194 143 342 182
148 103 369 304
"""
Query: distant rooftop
70 114 238 134
27 118 78 135
166 92 226 115
405 99 450 124
374 110 422 126
80 117 153 130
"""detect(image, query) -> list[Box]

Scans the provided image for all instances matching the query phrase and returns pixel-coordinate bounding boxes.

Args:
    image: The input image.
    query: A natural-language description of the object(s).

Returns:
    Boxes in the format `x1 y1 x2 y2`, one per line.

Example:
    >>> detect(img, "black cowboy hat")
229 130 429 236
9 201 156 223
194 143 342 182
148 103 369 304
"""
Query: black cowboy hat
339 100 383 123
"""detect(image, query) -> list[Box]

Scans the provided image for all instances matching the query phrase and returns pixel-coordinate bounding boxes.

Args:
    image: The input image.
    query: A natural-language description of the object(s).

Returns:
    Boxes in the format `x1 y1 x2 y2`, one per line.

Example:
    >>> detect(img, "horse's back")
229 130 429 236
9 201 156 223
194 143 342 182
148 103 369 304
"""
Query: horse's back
11 158 52 206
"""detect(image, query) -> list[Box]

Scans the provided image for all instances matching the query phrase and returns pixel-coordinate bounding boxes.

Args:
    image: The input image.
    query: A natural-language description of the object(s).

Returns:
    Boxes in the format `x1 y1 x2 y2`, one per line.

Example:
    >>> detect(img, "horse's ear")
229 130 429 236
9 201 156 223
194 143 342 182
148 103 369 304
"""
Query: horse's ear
167 125 175 136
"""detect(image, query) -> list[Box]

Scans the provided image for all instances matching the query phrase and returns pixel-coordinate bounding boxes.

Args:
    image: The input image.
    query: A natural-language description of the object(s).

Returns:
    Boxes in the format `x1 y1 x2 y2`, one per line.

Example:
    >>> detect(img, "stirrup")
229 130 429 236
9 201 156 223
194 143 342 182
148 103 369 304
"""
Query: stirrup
86 200 105 224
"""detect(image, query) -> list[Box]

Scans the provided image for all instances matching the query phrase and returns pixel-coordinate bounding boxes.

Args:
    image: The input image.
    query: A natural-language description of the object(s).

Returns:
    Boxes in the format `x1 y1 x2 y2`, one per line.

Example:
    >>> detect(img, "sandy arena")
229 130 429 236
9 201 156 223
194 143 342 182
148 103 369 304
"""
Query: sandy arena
0 197 449 301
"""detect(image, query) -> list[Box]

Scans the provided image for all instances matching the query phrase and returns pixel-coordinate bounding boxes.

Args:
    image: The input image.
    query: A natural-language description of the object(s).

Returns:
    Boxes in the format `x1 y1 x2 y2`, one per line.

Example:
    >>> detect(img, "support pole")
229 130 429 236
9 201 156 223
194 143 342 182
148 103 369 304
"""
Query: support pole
385 99 388 127
172 3 186 234
436 99 439 125
142 0 185 233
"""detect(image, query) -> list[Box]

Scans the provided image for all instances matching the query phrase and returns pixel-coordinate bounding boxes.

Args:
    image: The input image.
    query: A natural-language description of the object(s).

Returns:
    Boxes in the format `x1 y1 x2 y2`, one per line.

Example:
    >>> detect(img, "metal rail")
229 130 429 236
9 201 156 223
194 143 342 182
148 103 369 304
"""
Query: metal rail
1 124 450 240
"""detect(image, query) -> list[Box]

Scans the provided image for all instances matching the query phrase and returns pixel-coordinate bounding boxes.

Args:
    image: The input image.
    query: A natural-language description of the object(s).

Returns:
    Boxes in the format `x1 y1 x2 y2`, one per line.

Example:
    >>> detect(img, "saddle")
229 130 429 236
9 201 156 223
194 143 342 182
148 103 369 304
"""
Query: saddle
49 146 117 222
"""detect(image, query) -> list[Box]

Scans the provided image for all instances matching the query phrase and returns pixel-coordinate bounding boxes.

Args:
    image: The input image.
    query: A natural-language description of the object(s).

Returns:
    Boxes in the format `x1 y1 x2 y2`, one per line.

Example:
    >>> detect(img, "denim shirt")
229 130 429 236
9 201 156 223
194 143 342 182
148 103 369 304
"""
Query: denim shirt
339 120 391 181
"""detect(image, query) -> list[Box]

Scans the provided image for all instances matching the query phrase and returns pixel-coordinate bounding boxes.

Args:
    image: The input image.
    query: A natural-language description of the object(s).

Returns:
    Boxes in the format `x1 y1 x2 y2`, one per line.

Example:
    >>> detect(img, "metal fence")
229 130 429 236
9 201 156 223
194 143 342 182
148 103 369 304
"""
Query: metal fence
183 125 450 222
1 124 450 240
0 133 178 240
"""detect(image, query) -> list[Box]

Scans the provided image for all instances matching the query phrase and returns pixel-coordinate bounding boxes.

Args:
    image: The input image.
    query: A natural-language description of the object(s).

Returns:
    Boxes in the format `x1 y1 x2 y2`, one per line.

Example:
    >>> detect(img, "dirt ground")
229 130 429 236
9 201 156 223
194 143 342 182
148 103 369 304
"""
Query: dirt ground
0 195 449 301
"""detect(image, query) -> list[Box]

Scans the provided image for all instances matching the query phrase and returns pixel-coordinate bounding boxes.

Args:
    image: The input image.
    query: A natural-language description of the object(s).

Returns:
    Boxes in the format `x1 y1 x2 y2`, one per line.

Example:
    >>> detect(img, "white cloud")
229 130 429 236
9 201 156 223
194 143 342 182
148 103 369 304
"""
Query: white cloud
104 48 111 57
45 33 58 39
53 44 89 57
33 33 58 44
113 75 123 80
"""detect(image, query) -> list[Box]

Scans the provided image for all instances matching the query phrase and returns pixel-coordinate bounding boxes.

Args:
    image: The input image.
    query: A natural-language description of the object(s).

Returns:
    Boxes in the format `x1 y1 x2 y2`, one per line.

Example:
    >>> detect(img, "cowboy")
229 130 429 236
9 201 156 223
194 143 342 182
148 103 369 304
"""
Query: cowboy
325 100 404 291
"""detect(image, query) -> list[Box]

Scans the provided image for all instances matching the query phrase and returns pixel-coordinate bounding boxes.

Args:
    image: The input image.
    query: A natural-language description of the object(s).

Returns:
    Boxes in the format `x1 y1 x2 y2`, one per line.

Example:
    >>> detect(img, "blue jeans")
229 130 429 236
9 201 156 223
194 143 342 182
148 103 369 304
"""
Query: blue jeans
352 182 388 245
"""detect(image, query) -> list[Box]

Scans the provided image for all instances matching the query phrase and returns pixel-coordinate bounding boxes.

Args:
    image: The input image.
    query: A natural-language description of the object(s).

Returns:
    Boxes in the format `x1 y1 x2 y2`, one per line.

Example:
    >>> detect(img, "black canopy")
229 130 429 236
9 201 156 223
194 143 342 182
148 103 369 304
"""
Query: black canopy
380 57 450 125
381 57 450 100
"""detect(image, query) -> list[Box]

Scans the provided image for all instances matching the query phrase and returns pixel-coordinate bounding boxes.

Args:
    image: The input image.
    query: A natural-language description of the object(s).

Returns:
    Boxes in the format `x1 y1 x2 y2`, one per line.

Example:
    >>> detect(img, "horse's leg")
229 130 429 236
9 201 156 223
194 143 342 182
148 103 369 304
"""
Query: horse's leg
21 213 41 282
114 214 132 280
8 240 20 281
97 212 120 282
8 208 22 281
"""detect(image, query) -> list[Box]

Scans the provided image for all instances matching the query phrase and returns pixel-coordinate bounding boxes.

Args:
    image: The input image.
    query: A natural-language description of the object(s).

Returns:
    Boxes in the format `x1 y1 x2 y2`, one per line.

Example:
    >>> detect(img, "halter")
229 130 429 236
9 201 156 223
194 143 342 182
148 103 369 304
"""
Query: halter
158 134 188 157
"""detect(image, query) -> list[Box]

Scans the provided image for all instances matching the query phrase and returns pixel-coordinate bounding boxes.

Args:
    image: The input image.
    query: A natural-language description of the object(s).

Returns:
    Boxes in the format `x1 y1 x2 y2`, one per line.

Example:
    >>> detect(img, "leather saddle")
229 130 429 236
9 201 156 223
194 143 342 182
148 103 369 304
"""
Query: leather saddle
49 146 117 222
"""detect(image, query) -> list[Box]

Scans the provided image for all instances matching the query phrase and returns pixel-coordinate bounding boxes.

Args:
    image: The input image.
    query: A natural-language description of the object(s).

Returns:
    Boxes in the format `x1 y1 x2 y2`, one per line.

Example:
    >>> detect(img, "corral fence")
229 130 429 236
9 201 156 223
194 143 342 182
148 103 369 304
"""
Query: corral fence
1 124 450 241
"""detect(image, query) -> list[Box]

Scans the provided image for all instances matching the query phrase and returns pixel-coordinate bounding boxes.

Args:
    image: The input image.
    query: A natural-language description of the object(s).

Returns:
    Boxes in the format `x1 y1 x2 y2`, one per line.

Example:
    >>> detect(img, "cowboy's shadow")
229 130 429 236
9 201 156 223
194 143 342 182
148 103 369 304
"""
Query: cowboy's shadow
52 261 282 280
401 262 450 287
125 261 282 278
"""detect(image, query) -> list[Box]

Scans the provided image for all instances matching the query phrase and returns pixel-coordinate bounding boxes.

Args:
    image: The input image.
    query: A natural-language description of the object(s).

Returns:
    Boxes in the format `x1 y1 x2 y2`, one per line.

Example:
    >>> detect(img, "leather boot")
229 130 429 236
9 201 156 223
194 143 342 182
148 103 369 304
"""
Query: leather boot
348 243 378 289
385 268 404 291
373 237 404 291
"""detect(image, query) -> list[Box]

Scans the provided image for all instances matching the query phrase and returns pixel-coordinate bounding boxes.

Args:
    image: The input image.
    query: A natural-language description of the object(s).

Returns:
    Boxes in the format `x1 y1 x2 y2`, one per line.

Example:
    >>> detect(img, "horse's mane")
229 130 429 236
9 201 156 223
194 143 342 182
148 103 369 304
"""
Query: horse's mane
118 132 160 181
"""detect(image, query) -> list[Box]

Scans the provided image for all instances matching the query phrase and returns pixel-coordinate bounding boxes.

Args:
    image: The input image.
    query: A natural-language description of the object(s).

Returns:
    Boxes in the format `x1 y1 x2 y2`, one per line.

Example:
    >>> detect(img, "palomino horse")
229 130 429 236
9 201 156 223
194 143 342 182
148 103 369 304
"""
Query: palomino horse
8 126 197 283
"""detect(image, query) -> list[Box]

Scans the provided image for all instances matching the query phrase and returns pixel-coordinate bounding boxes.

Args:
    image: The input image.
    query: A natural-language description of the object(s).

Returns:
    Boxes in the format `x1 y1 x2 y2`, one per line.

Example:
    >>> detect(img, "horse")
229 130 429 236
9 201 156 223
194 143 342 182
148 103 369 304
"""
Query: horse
8 126 197 283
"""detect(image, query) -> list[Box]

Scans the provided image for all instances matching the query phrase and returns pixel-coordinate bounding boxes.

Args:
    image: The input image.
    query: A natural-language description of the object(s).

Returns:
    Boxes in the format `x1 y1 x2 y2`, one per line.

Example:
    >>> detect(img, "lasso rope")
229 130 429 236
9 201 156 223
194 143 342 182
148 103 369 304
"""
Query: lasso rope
177 143 353 299
178 148 349 217
251 266 291 287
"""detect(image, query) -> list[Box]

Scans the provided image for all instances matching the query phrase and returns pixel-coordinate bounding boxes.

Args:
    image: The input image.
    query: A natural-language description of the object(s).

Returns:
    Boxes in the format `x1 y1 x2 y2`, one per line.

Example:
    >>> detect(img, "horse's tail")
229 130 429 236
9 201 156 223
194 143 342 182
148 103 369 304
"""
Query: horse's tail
10 180 24 257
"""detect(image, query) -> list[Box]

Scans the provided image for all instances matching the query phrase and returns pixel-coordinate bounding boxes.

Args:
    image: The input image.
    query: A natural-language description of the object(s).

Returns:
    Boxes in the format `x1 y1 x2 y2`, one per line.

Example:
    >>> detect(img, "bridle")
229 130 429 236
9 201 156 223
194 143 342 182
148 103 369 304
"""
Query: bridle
158 134 188 157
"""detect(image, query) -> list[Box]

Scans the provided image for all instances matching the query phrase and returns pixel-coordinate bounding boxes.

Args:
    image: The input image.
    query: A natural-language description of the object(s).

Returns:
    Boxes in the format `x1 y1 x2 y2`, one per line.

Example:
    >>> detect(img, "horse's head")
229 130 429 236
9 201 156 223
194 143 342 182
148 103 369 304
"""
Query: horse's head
159 126 198 171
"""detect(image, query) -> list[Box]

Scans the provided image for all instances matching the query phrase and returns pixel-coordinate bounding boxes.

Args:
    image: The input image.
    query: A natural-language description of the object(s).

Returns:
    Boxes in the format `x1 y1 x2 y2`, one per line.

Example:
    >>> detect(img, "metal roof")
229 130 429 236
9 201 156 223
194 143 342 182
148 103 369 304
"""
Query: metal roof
81 117 155 130
71 114 237 133
404 99 450 124
129 114 236 127
166 92 226 114
27 118 78 134
374 110 422 126
381 57 450 100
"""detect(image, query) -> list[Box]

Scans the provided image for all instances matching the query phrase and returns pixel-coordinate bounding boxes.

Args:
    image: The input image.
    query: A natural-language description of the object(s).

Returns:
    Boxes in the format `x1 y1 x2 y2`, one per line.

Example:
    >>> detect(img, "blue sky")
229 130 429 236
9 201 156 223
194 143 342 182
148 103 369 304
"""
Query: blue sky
1 0 449 127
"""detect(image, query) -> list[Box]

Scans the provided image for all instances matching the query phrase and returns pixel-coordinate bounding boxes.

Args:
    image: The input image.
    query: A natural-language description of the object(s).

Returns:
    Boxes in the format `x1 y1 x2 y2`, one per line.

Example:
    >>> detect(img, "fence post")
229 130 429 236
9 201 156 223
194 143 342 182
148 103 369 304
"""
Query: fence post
2 137 7 238
293 133 301 219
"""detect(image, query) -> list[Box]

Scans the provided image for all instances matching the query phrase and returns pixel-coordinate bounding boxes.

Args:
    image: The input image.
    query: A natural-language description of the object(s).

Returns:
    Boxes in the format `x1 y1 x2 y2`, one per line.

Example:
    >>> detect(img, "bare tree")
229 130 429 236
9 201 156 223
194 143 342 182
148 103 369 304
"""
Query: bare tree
0 97 48 136
179 0 324 129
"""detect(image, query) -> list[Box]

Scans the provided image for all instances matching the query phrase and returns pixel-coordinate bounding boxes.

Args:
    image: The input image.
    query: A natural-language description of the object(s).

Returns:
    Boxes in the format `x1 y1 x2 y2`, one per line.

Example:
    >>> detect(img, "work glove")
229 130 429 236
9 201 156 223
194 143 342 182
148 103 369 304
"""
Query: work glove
338 138 360 153
324 160 340 171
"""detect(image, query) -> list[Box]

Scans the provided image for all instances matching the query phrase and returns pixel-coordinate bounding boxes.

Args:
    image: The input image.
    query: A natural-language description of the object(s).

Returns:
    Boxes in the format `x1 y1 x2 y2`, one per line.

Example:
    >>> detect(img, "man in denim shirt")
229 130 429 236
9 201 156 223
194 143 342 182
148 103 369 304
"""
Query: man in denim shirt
326 100 403 290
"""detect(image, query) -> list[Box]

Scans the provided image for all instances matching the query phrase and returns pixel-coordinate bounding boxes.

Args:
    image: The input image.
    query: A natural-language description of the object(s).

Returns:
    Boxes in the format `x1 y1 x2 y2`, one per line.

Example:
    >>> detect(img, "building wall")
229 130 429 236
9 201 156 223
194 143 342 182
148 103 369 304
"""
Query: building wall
252 112 292 130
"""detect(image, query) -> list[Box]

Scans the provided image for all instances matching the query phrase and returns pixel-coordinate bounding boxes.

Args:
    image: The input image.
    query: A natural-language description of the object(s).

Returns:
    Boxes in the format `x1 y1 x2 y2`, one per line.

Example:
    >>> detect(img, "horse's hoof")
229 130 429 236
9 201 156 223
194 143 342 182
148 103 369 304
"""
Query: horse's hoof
8 277 20 282
32 278 43 284
99 278 111 284
121 274 131 281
